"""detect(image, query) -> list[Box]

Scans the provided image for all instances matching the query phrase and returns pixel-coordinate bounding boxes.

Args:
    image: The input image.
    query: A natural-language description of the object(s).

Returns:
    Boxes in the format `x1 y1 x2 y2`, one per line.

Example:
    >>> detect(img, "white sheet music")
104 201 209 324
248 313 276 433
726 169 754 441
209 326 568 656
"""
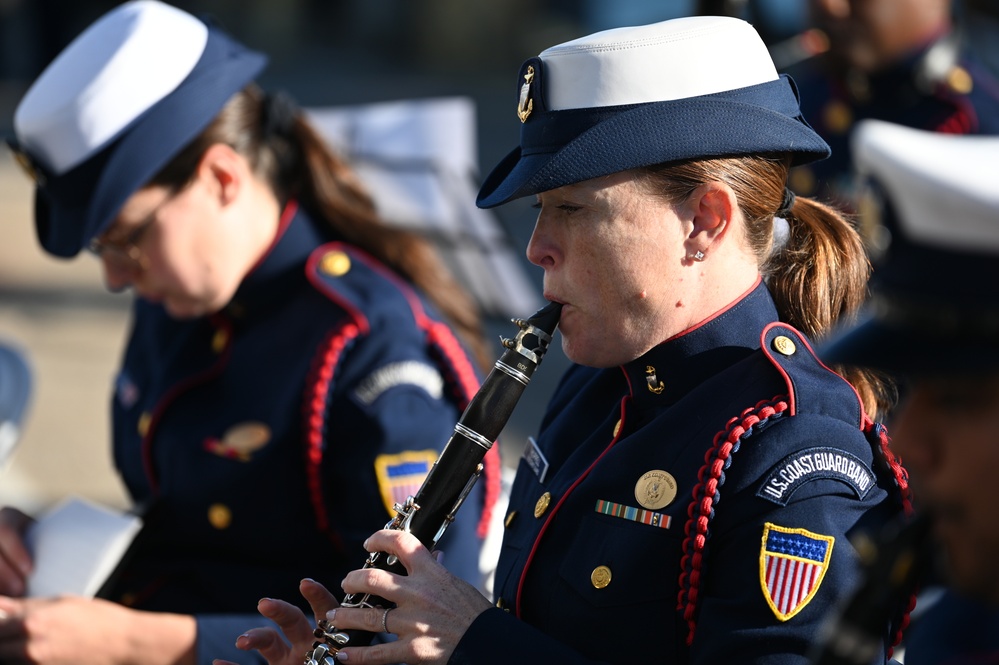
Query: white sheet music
24 496 141 598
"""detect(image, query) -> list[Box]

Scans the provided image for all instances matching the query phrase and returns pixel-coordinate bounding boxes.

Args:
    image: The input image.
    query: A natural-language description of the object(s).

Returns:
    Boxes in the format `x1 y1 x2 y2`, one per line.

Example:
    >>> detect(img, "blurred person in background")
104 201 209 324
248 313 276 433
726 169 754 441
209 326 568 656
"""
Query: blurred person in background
785 0 999 210
817 119 999 664
226 15 912 665
0 1 495 664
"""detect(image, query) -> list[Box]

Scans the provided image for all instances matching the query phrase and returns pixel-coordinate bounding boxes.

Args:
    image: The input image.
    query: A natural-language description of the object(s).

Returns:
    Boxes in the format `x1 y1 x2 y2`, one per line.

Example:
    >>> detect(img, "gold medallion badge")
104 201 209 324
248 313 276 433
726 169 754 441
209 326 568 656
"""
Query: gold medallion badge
635 469 678 510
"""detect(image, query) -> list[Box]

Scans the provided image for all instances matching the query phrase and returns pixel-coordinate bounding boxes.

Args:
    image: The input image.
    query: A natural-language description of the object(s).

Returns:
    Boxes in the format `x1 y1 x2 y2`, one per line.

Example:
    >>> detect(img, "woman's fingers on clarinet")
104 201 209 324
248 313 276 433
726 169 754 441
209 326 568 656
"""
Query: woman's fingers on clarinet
256 596 316 647
233 626 293 663
300 578 340 620
363 530 433 570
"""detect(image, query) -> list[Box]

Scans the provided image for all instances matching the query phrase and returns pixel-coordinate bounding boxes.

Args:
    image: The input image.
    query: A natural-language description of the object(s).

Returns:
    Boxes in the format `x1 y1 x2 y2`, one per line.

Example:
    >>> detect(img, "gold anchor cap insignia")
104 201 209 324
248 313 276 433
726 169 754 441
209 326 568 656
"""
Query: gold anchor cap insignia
517 65 535 123
645 366 664 395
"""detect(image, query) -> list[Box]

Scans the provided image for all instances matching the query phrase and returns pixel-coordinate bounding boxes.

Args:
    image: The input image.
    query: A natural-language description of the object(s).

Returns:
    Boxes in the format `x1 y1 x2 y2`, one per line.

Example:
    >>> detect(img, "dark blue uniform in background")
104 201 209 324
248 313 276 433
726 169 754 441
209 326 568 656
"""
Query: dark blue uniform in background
903 591 999 664
451 282 910 664
787 33 999 208
101 203 494 664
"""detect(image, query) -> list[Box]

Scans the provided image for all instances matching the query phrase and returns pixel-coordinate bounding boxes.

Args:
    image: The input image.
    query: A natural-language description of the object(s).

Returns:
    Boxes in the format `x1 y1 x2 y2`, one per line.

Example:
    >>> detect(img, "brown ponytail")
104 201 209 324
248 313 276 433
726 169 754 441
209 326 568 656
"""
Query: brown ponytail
150 86 491 372
641 156 896 420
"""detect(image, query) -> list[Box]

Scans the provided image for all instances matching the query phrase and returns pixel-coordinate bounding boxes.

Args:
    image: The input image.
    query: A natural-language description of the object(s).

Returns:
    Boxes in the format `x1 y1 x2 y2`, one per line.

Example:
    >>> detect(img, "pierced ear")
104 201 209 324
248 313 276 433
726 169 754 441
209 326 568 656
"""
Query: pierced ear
685 181 737 255
197 143 243 206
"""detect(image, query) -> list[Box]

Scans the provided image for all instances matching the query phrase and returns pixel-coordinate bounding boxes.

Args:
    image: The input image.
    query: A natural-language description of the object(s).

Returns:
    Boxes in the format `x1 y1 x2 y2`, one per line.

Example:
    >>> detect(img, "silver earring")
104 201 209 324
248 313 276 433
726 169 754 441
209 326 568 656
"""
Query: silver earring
691 250 706 261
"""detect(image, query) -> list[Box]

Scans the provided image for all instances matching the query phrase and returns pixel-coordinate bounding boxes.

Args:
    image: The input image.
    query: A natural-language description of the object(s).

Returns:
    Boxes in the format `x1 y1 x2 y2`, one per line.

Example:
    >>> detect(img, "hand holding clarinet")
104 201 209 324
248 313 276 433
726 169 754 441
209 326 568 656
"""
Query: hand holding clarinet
216 302 562 665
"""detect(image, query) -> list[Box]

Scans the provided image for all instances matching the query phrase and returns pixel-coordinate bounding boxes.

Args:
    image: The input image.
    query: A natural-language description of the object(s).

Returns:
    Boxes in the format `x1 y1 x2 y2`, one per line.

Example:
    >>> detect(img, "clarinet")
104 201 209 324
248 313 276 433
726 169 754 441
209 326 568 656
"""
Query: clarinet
305 301 563 665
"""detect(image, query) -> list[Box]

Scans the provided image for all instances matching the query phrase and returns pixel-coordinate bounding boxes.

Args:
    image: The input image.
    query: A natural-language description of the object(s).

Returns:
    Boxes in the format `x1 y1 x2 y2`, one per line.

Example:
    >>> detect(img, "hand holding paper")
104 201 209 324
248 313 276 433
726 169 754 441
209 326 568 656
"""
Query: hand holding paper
24 496 141 598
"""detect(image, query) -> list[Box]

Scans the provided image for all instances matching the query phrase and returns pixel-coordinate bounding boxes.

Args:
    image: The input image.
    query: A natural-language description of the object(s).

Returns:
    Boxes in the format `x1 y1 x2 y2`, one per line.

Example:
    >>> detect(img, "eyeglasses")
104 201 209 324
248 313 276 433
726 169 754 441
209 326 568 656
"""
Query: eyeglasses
87 188 177 271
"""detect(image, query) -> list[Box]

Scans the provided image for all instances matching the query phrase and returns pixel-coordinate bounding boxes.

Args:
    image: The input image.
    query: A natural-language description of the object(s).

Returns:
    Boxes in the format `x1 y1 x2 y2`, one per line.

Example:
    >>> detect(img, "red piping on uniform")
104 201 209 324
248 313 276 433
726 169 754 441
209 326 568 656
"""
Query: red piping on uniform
141 314 234 495
759 322 871 424
515 395 632 617
660 276 763 346
247 200 298 275
677 395 790 645
306 243 371 335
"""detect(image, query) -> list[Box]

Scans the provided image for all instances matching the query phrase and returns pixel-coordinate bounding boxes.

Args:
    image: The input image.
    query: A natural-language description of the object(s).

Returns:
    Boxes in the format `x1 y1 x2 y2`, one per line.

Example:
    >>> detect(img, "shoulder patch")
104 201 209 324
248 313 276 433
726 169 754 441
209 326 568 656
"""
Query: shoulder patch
760 522 834 621
353 361 444 406
756 446 875 505
374 450 438 517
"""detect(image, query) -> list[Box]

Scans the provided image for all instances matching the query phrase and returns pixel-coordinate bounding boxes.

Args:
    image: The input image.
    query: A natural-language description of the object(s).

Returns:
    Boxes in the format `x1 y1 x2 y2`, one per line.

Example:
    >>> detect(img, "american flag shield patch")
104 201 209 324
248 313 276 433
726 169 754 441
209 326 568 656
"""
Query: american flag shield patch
374 450 437 517
760 522 835 621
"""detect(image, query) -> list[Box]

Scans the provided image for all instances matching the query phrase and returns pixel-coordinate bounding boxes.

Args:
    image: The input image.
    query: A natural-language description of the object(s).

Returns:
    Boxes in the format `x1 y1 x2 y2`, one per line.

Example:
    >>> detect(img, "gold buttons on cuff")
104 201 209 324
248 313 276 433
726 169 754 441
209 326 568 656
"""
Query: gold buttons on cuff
504 510 517 528
208 503 232 529
772 335 796 356
534 492 551 518
612 419 622 438
591 565 612 589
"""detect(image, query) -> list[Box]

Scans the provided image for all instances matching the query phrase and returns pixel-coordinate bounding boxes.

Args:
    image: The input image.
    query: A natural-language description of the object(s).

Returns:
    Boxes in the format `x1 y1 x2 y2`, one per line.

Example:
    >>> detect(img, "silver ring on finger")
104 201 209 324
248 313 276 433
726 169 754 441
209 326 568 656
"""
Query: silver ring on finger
381 606 394 633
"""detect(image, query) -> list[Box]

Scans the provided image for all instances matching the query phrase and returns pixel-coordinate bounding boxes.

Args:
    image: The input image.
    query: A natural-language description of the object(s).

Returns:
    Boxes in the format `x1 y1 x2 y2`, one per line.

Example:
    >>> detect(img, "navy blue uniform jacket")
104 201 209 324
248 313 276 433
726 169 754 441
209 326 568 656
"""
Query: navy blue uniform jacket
101 203 494 664
450 281 911 664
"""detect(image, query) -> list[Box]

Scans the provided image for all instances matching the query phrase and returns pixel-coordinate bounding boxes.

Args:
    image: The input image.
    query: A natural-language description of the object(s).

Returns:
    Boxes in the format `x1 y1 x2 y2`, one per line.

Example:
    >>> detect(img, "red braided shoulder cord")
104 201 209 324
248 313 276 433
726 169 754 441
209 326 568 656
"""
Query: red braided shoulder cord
302 322 361 548
677 395 791 645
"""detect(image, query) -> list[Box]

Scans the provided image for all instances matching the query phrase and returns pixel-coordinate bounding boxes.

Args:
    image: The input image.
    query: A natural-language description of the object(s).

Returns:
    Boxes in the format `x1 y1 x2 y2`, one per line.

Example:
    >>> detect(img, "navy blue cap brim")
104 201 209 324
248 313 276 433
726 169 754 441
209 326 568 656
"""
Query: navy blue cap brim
34 25 267 258
820 312 999 377
477 75 829 208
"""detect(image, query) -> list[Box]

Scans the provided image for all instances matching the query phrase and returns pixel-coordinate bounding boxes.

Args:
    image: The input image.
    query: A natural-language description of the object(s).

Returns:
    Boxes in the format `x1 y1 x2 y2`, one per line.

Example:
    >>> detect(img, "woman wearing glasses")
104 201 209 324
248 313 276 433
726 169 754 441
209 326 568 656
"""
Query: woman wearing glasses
0 2 492 664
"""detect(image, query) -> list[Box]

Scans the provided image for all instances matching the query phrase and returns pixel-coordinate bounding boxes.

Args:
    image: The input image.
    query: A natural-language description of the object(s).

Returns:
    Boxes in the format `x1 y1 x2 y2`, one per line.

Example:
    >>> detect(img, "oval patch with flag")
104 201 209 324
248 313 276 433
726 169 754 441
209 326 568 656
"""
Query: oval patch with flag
760 522 834 621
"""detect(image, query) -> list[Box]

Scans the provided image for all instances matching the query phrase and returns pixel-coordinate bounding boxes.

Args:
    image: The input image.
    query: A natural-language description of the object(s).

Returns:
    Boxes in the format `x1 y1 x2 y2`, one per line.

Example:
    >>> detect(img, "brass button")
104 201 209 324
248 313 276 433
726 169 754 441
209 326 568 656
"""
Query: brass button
208 503 232 529
534 492 551 518
137 411 152 437
212 328 229 354
947 65 973 94
612 419 622 437
772 335 796 356
320 251 351 277
504 510 517 528
822 99 853 135
591 565 612 589
495 596 506 609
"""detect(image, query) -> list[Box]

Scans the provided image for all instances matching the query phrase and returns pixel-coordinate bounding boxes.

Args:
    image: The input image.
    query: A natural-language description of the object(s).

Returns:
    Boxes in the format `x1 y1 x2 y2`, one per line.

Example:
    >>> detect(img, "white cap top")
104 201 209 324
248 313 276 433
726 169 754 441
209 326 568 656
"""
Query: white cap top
14 0 208 175
539 16 778 111
852 120 999 252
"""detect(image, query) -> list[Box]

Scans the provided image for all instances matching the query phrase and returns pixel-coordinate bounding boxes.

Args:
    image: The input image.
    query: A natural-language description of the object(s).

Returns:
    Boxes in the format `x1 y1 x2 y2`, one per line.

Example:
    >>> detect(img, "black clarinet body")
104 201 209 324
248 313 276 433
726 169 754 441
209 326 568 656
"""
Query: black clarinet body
306 301 562 665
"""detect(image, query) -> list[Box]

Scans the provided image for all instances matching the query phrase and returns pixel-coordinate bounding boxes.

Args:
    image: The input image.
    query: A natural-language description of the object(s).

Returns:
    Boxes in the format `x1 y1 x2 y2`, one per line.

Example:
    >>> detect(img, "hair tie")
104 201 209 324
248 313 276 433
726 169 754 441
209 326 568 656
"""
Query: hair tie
262 91 299 138
776 187 796 217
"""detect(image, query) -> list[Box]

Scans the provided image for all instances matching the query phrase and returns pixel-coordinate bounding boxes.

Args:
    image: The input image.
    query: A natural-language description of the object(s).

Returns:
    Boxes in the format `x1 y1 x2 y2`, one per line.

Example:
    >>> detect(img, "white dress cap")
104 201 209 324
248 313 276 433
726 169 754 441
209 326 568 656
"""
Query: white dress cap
14 0 208 175
852 120 999 253
539 15 778 111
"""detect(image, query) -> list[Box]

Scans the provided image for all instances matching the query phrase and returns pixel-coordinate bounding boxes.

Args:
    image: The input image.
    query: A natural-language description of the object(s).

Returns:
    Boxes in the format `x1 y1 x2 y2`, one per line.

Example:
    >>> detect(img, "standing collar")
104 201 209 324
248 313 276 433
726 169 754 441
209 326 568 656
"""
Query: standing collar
224 202 334 321
622 279 778 411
